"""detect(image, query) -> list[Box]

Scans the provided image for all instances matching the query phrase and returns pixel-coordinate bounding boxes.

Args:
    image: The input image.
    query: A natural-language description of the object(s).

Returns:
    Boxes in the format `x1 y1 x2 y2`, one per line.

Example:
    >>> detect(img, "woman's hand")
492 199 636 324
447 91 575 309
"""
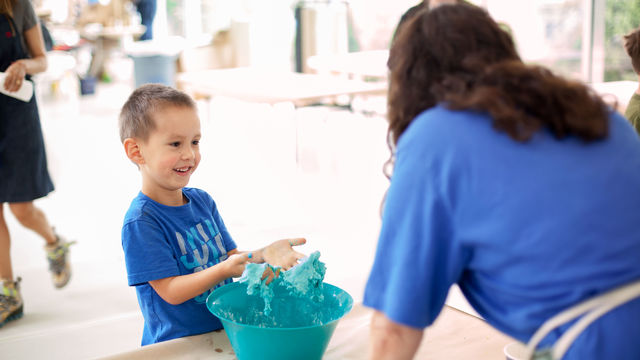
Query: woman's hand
223 253 251 278
3 23 47 92
3 61 27 92
262 238 307 270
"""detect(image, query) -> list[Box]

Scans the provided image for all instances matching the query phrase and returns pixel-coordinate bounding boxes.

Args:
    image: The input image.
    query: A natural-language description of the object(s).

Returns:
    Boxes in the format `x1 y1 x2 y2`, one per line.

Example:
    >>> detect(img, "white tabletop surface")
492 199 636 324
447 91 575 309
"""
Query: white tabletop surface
306 50 390 80
101 303 513 360
176 67 388 106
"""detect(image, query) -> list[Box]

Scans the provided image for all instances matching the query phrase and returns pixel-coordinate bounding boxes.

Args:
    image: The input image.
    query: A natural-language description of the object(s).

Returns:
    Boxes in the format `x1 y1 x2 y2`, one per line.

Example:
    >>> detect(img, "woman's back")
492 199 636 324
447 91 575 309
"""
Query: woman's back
397 104 640 359
366 4 640 359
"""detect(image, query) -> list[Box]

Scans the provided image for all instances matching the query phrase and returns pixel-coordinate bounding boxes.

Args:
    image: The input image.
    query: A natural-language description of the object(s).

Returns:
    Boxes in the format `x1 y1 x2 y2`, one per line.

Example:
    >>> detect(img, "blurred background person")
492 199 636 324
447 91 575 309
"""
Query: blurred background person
0 0 74 328
133 0 155 40
624 26 640 134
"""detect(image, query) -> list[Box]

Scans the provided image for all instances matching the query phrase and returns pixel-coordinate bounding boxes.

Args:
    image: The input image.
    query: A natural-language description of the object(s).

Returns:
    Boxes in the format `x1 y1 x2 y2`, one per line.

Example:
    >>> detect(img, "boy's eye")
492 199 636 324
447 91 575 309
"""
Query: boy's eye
192 140 200 146
170 142 180 147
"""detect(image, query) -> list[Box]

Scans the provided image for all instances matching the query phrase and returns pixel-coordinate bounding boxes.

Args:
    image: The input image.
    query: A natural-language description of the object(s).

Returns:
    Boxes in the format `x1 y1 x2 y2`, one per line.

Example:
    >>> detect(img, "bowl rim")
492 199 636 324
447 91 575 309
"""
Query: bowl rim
206 281 354 331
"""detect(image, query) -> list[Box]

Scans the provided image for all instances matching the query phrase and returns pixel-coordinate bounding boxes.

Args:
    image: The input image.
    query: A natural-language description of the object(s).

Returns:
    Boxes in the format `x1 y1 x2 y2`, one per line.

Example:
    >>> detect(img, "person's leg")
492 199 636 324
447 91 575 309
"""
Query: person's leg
8 202 74 289
136 0 157 41
0 204 13 280
0 205 23 327
0 277 23 327
8 202 56 245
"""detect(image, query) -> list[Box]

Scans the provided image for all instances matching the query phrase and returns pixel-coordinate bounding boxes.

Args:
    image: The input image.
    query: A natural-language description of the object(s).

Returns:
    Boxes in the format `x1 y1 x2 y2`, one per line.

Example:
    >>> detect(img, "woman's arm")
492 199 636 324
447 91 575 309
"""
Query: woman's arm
149 252 249 305
21 22 47 73
370 310 424 360
3 23 47 92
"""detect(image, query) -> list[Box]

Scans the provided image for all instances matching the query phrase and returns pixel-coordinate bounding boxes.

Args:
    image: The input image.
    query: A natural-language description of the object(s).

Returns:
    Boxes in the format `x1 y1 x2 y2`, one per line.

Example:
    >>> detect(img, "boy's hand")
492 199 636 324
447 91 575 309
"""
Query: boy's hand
263 238 306 270
261 267 281 285
224 253 250 278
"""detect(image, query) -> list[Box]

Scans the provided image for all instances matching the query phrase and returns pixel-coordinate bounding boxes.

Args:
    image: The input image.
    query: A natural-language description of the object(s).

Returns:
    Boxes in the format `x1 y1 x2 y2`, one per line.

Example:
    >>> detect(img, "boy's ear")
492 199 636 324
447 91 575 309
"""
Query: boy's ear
123 138 145 165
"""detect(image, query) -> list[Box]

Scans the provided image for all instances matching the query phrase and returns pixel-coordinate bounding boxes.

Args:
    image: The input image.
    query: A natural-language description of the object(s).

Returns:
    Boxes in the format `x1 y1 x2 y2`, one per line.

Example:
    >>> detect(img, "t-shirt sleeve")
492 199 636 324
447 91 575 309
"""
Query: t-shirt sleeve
19 0 38 32
363 119 469 329
631 114 640 136
122 219 181 286
624 95 640 136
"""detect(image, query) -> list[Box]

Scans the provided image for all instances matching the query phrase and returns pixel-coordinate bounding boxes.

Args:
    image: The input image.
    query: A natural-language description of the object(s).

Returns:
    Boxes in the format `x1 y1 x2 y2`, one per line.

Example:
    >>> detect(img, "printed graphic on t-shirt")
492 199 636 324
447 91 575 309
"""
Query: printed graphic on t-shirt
175 218 231 303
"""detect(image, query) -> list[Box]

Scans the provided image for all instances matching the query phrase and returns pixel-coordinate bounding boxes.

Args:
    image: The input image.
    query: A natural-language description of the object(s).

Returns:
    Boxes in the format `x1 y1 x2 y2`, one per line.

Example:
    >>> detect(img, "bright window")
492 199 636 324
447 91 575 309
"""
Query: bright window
604 0 640 81
483 0 586 80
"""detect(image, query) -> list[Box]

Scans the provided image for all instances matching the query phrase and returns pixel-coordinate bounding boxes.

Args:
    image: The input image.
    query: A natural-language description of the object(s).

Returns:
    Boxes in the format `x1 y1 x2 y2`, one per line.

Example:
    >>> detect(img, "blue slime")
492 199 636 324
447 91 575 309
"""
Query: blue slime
214 251 347 328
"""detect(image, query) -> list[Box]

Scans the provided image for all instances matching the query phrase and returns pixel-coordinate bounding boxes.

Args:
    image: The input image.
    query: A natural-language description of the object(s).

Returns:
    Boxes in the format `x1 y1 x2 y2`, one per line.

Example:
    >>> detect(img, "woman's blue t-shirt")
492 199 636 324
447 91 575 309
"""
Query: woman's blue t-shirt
122 187 237 345
364 105 640 359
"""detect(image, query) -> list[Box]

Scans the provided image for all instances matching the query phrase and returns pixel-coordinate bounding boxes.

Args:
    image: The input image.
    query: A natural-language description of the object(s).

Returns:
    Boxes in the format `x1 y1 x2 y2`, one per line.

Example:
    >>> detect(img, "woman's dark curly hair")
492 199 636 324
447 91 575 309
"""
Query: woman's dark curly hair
386 3 610 150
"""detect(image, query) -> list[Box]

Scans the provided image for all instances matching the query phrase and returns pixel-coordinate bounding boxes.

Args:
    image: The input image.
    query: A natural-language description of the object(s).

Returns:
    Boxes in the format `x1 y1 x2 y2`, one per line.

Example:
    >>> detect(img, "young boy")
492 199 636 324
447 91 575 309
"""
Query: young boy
119 84 306 345
624 26 640 135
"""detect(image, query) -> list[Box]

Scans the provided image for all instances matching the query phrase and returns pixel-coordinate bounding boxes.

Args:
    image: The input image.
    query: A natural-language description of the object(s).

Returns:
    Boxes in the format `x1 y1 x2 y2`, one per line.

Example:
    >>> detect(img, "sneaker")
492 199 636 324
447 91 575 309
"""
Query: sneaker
45 233 76 289
0 278 23 328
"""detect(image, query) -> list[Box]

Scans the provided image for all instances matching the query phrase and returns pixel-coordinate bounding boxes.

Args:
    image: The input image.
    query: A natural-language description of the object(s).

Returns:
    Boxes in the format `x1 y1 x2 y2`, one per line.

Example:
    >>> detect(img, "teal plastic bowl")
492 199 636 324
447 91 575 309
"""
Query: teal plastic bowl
206 281 353 360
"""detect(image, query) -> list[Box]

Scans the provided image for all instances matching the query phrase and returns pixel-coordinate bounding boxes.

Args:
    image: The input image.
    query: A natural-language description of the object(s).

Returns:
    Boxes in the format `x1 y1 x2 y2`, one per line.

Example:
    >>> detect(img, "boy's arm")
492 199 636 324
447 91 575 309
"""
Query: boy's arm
149 252 249 305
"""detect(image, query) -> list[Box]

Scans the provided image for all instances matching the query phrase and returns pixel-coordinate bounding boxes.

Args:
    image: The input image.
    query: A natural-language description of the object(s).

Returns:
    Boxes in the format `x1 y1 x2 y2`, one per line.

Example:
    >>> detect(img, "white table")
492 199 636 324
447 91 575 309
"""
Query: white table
177 67 388 165
100 303 513 360
176 67 387 107
306 50 390 80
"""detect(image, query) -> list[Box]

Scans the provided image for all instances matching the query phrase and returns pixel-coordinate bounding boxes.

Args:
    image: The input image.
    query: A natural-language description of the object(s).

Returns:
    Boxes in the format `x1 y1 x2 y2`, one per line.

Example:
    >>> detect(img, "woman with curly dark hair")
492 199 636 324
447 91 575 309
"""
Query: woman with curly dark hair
364 3 640 359
624 26 640 134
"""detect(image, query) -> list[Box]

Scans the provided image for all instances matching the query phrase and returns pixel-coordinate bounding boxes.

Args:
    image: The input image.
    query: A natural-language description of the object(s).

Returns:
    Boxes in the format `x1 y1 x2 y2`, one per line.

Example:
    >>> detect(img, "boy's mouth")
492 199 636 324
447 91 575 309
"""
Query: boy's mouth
173 166 192 175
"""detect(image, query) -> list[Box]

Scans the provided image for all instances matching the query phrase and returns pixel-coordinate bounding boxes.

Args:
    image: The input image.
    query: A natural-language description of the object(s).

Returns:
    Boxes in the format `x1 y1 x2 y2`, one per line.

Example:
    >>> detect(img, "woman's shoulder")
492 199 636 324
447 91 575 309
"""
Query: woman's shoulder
417 105 490 126
608 109 640 142
398 105 492 149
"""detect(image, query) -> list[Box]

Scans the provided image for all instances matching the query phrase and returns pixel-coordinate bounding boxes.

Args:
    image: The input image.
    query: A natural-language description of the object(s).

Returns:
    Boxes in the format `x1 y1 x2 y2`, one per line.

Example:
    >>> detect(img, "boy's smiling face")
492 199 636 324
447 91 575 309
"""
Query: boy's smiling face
137 105 201 205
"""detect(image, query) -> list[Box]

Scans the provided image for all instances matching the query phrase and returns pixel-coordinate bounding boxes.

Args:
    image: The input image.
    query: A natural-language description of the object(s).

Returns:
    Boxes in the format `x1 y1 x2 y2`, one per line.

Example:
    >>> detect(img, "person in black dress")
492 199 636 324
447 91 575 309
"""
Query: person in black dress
0 0 74 327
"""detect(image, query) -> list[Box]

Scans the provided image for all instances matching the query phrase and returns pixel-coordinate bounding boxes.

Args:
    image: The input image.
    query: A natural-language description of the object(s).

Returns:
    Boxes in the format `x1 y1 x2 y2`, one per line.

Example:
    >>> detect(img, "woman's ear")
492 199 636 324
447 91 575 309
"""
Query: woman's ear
124 138 144 165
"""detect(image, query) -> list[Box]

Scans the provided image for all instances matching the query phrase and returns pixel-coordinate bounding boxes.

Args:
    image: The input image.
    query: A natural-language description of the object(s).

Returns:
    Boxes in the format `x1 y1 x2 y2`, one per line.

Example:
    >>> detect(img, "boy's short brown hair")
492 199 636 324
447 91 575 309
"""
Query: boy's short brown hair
119 84 196 143
624 27 640 74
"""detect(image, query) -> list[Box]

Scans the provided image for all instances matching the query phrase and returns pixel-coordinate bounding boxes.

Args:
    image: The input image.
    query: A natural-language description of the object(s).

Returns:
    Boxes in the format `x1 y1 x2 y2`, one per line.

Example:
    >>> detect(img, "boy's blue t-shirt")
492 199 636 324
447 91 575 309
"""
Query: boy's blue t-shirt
363 105 640 359
122 187 237 345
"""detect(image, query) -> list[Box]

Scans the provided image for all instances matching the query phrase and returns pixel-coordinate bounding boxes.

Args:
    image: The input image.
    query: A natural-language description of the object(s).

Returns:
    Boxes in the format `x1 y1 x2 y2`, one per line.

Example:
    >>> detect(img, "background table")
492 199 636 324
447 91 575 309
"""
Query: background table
176 67 388 107
306 50 390 81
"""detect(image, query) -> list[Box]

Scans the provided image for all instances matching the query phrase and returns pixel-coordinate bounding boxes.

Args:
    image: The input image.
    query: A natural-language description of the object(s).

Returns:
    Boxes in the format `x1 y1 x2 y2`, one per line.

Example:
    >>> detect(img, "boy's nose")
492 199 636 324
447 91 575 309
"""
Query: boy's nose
182 147 196 160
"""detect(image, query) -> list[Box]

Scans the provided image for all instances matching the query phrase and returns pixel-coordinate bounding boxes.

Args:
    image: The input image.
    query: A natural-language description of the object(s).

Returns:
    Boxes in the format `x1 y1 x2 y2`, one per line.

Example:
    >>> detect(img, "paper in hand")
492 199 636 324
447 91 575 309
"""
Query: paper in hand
0 72 33 102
